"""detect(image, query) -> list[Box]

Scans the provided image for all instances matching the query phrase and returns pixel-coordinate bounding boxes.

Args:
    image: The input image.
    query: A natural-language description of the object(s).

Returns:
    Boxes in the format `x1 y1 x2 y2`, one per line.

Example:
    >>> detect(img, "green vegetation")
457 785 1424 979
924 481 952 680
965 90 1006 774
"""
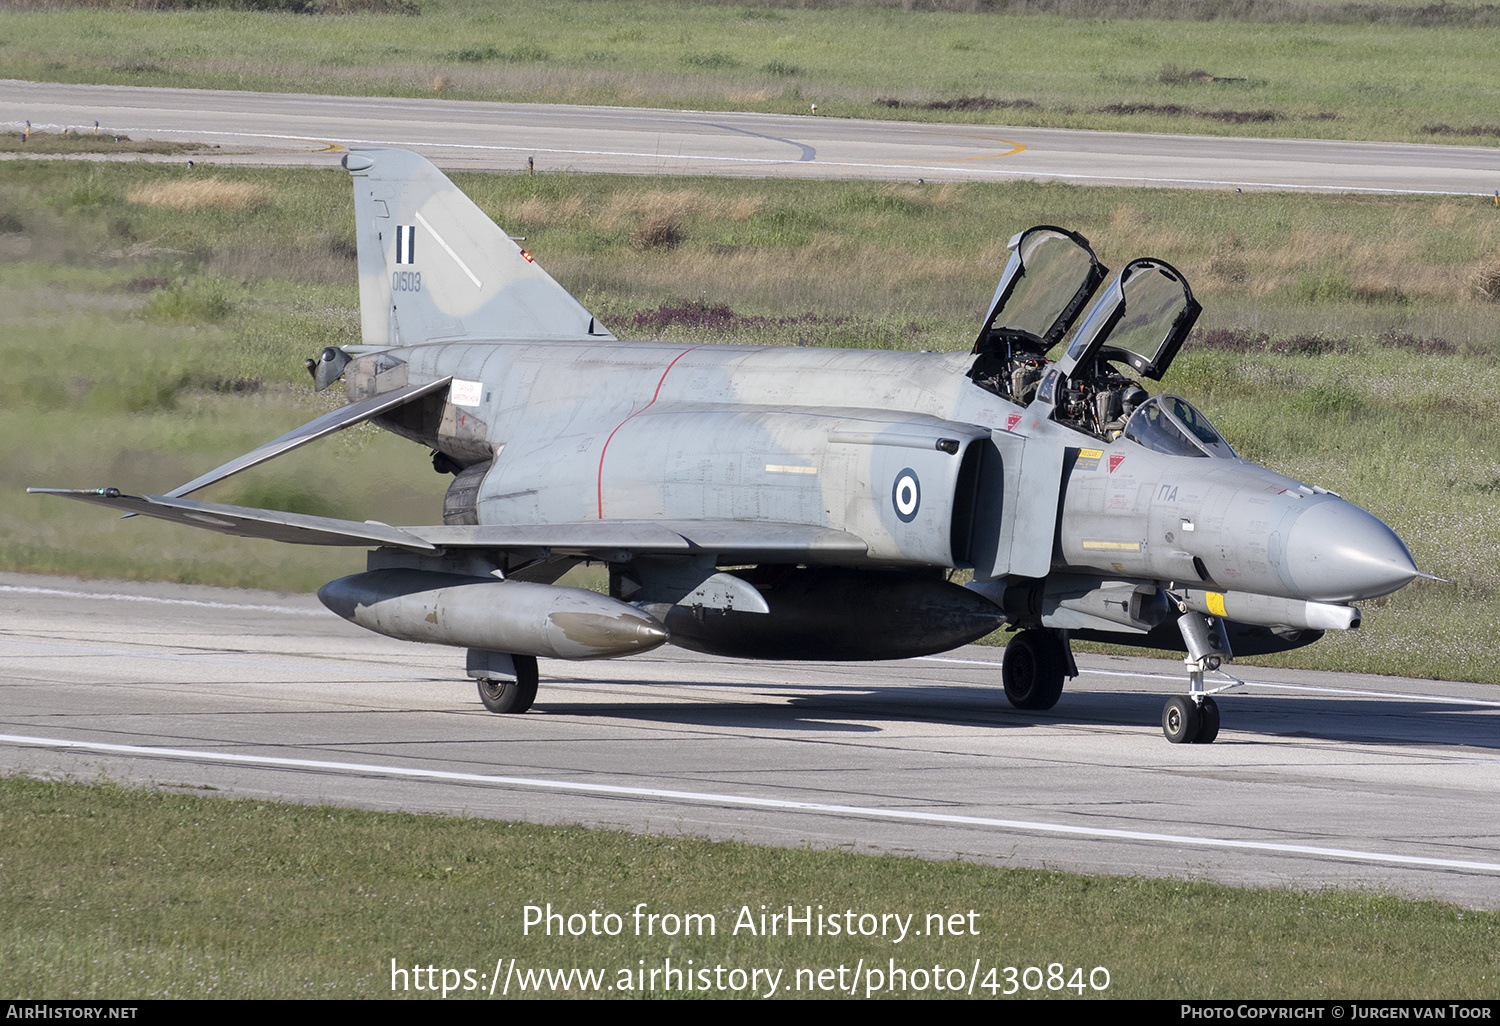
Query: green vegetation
3 775 1495 998
0 160 443 591
4 157 1499 679
4 0 1500 143
0 132 203 156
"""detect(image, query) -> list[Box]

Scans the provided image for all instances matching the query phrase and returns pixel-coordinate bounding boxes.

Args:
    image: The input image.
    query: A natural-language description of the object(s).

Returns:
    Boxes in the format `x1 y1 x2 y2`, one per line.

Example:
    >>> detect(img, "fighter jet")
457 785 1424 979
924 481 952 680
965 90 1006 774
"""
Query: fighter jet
33 148 1422 743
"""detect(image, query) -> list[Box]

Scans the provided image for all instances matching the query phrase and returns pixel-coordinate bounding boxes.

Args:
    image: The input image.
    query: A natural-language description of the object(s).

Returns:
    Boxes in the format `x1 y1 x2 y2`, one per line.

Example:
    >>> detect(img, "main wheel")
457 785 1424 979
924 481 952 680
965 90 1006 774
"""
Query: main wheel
476 655 539 714
1193 696 1220 744
1162 695 1201 744
1002 630 1066 711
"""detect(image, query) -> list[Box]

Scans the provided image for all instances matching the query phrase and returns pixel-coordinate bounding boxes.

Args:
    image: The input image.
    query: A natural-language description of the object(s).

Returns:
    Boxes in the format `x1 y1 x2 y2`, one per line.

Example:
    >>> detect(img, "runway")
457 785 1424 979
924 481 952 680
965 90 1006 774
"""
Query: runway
3 573 1497 907
4 80 1498 195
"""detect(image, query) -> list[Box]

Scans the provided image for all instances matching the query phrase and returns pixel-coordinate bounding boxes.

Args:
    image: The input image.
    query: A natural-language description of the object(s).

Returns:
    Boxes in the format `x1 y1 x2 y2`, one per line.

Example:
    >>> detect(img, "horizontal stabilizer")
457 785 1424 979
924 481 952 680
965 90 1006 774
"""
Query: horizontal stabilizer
161 376 453 500
28 489 436 551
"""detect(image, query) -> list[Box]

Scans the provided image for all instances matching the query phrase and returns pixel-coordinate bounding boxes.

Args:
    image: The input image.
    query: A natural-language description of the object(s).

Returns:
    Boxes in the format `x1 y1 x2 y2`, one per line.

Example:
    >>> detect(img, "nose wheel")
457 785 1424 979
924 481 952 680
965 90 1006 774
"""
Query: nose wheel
1163 611 1233 743
1162 694 1219 744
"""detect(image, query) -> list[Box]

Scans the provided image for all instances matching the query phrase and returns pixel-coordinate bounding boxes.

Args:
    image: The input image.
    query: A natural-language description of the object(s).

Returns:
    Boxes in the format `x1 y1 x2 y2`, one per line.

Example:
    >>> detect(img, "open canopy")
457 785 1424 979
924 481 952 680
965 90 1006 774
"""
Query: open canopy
972 225 1108 357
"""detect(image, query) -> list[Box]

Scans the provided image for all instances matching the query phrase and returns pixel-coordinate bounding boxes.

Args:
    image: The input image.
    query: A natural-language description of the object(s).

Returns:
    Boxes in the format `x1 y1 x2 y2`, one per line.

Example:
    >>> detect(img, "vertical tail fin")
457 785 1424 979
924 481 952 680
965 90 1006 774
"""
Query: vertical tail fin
342 147 614 346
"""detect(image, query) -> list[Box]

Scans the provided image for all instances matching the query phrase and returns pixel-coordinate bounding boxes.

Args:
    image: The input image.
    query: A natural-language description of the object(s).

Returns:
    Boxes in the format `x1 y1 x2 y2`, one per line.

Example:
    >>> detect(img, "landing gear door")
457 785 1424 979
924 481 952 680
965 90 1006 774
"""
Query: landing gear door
976 429 1065 581
972 226 1108 357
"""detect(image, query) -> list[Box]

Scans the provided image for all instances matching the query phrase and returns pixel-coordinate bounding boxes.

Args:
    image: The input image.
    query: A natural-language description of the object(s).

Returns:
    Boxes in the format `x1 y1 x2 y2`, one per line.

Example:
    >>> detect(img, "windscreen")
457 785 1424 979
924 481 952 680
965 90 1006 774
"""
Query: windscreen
1123 396 1235 458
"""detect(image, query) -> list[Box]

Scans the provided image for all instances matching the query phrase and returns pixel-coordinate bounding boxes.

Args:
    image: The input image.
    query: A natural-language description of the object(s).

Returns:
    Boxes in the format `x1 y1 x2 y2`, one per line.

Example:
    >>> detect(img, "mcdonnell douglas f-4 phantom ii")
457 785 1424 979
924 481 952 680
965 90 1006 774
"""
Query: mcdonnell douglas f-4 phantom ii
34 148 1423 743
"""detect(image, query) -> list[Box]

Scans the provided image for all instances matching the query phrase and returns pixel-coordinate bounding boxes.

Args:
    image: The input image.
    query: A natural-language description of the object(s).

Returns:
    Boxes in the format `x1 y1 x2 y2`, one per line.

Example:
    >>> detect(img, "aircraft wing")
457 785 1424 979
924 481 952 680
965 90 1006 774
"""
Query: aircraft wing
159 376 453 500
411 522 870 562
29 489 869 561
28 489 439 550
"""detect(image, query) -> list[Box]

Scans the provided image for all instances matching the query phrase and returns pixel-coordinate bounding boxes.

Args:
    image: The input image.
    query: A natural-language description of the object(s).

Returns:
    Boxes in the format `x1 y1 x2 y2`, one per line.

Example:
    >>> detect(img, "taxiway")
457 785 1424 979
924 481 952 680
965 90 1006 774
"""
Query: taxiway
3 573 1497 907
3 80 1498 194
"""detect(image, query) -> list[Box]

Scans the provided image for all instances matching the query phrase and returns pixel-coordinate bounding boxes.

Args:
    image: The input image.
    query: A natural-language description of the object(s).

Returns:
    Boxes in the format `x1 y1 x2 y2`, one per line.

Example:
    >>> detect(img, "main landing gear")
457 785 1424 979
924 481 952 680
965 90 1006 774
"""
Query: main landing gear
1002 629 1074 711
468 649 539 714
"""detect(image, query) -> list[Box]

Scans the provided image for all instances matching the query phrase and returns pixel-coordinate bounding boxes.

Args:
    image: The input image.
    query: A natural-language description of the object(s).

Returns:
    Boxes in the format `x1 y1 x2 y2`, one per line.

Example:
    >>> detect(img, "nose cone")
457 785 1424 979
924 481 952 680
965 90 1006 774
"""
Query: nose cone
1284 498 1418 602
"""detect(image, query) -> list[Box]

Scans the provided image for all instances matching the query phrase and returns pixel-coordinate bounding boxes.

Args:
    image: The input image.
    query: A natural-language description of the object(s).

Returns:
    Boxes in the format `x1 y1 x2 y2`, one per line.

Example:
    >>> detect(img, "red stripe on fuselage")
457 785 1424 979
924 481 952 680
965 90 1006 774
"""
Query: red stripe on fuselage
597 346 700 519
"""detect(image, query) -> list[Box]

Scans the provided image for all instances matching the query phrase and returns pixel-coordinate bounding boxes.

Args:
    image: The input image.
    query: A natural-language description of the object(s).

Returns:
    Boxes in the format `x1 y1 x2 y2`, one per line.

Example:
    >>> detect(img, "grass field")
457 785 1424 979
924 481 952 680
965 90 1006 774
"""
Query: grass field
4 0 1500 144
3 775 1496 999
3 156 1499 680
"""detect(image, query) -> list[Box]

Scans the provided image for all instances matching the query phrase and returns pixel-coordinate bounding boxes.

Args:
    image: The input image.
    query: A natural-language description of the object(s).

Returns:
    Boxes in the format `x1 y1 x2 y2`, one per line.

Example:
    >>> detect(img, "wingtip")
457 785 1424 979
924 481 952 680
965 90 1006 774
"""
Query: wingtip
28 486 123 498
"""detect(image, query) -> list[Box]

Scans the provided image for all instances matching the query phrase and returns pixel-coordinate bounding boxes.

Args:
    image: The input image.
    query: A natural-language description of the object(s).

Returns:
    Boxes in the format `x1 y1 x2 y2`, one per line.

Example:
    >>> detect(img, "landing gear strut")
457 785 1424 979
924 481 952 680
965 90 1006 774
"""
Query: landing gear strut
1002 629 1072 710
1163 611 1231 743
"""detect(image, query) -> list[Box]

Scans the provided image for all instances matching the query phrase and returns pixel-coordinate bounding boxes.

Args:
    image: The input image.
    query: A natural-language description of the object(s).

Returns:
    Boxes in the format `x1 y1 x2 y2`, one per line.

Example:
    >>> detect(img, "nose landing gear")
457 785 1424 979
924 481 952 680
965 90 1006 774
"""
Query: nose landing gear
1163 611 1233 744
1162 693 1220 744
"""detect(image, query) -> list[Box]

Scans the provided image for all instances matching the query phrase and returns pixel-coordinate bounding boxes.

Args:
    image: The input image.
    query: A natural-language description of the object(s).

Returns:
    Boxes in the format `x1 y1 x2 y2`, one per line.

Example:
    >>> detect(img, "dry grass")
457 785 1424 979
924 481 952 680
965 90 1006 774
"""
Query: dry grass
595 188 763 231
512 188 776 252
632 207 684 250
555 240 999 322
1430 203 1462 227
1095 205 1500 306
125 178 270 212
725 87 778 103
504 194 584 227
727 194 768 220
1472 259 1500 302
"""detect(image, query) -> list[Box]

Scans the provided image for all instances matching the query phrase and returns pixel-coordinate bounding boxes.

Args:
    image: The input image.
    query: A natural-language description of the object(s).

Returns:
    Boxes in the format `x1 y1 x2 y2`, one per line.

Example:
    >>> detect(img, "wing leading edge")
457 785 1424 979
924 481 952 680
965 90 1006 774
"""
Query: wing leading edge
160 376 454 501
29 488 869 562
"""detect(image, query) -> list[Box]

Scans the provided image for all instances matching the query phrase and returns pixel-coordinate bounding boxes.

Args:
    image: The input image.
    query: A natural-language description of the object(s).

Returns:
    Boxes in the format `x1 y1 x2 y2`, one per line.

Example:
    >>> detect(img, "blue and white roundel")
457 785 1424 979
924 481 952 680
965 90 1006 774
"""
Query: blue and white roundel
892 468 921 523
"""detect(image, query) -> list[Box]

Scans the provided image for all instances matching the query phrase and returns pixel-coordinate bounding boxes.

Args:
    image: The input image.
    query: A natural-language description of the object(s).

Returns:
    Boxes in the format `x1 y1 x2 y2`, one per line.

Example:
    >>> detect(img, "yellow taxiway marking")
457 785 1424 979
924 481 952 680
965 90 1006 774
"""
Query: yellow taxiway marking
877 133 1027 166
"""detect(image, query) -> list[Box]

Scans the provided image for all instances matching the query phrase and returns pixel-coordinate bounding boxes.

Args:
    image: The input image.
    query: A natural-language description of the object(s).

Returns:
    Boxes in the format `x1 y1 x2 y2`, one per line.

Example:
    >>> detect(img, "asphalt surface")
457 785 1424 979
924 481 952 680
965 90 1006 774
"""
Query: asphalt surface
4 80 1499 194
3 572 1497 907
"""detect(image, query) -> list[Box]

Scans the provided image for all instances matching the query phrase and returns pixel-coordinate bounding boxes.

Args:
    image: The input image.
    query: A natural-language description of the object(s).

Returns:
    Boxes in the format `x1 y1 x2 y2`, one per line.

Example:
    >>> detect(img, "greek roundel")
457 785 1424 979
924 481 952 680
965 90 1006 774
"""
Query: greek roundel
892 468 921 523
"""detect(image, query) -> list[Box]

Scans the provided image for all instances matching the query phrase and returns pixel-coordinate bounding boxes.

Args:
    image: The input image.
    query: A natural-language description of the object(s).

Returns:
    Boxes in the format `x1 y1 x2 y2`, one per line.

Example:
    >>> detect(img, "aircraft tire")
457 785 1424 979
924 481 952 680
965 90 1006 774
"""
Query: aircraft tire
1193 696 1220 744
476 655 539 714
1002 630 1066 710
1162 695 1201 744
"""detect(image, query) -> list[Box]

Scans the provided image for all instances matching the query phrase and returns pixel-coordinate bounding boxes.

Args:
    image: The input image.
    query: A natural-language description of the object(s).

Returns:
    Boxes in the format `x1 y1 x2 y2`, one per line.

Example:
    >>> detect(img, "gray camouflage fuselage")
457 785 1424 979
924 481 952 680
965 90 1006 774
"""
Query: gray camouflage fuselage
352 335 1413 625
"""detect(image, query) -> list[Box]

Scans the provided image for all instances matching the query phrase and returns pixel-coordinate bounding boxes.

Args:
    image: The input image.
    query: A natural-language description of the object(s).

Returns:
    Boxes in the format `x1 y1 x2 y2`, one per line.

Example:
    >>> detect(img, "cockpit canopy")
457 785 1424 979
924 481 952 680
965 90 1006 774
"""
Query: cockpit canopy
1057 259 1200 382
972 226 1108 357
1123 396 1236 459
969 225 1207 445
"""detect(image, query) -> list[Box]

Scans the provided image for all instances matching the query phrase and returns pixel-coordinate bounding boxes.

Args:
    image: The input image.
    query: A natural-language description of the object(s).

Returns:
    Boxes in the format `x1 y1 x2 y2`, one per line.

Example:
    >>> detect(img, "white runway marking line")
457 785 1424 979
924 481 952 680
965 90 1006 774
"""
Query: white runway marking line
919 655 1500 709
5 731 1500 875
0 583 308 616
